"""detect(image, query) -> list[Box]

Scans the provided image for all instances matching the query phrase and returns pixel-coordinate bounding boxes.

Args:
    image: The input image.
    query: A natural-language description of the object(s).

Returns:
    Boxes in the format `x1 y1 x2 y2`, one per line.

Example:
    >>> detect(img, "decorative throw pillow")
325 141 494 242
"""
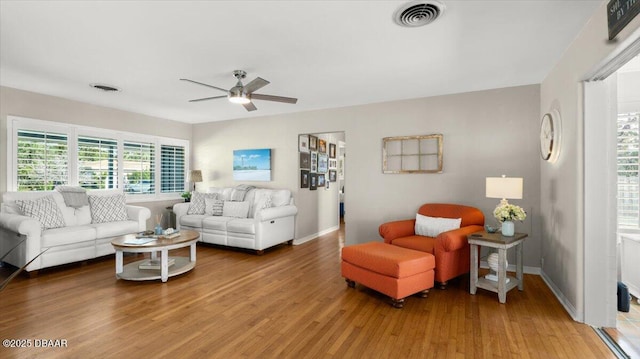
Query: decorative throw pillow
88 194 129 223
415 214 462 237
15 195 66 230
205 198 224 216
222 201 250 218
188 192 218 215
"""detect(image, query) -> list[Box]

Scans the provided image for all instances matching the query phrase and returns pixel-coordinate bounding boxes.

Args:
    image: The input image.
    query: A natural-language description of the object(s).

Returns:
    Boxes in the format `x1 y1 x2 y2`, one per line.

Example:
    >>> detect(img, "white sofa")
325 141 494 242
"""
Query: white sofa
0 189 150 273
174 187 297 253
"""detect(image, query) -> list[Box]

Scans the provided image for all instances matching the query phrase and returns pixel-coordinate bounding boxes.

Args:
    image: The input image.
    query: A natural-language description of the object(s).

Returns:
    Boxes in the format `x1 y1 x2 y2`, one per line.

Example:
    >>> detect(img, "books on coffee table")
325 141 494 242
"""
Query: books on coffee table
138 258 175 270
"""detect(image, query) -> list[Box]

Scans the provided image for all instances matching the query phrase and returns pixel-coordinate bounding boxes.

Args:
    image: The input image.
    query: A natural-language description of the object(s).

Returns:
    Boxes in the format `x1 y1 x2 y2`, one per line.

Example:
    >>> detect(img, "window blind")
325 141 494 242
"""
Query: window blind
160 145 185 193
123 141 155 194
78 135 118 190
617 112 640 229
16 129 68 191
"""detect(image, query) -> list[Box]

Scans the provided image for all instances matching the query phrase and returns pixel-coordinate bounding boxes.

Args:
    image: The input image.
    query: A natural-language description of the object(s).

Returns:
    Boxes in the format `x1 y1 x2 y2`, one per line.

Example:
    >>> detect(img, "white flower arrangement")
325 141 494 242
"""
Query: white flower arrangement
493 203 526 222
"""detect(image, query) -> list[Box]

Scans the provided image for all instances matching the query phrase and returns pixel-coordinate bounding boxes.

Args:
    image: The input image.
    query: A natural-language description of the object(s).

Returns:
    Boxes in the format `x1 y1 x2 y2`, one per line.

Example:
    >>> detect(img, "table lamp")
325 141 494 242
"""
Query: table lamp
485 175 523 206
189 170 203 192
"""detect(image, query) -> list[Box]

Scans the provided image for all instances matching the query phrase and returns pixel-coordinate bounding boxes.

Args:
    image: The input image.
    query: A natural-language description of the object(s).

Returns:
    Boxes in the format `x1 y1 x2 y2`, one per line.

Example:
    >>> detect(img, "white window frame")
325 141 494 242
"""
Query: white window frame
7 116 190 203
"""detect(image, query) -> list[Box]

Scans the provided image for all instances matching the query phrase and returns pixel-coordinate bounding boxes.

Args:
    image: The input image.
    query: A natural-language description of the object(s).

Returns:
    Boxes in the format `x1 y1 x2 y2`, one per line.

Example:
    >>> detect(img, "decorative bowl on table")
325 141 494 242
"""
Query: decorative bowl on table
485 224 500 233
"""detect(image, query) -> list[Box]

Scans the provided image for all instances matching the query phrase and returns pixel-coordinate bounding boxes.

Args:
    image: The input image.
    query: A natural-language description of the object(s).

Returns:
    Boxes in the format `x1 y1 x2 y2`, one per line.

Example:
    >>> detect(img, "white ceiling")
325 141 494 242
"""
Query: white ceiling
0 0 602 124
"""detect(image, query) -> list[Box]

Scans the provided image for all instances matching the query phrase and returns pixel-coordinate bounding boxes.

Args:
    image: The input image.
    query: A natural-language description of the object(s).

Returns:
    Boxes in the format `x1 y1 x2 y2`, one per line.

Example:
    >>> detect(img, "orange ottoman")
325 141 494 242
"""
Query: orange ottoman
341 242 435 308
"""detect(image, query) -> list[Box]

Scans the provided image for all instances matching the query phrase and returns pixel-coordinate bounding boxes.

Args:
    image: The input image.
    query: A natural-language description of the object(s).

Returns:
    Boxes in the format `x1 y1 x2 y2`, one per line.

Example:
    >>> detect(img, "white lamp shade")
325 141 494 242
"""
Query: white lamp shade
486 176 523 199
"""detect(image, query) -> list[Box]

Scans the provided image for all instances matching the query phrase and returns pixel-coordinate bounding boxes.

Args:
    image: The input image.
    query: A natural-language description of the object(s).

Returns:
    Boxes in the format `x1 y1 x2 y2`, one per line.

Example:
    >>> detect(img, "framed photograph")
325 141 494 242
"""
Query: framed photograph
299 152 310 169
233 148 271 181
311 151 318 173
329 159 337 169
298 134 309 153
338 155 345 180
329 143 336 158
300 170 309 188
329 169 337 182
318 153 328 173
318 139 326 153
309 135 318 151
325 178 330 189
317 174 325 187
310 173 317 190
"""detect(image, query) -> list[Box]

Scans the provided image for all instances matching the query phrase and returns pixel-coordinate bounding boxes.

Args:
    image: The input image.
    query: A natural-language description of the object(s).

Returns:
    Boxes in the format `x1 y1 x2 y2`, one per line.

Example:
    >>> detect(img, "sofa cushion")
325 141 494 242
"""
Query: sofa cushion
188 192 218 215
41 225 96 247
93 220 140 238
415 214 461 237
180 214 207 228
75 206 93 226
208 187 233 201
15 195 66 230
202 216 235 231
223 201 250 218
205 198 224 216
88 194 128 223
227 219 255 235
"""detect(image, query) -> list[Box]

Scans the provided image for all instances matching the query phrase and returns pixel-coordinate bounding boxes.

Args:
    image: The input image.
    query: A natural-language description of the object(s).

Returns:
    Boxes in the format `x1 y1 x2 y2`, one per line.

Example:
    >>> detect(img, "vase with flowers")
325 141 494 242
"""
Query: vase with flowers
493 203 526 236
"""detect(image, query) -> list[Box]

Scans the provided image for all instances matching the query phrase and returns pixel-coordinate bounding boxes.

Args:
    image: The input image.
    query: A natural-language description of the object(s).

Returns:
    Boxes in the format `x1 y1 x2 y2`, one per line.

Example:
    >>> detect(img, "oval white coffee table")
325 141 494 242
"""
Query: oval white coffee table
111 229 199 282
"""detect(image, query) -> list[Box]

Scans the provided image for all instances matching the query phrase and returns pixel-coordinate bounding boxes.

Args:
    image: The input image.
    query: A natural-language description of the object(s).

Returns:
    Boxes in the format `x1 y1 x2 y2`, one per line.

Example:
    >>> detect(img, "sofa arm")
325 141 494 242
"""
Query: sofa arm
173 202 190 218
436 225 484 252
379 219 416 243
126 205 151 231
256 205 298 222
0 213 42 237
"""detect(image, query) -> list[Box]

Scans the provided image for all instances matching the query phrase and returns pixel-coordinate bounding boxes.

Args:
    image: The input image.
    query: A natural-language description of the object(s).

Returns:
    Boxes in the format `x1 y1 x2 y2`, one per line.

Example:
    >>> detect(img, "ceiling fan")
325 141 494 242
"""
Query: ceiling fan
180 70 298 112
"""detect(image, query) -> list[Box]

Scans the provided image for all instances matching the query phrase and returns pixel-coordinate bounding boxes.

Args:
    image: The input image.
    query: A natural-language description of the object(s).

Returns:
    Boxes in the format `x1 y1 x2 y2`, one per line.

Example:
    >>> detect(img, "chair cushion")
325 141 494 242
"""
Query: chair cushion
389 235 437 254
223 201 250 218
342 242 434 279
205 198 224 216
188 192 218 215
415 214 461 237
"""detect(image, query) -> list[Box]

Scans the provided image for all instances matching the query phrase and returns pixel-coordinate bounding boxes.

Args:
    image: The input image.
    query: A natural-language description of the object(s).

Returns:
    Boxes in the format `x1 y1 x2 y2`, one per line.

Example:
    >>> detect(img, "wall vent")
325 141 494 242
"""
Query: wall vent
394 1 445 28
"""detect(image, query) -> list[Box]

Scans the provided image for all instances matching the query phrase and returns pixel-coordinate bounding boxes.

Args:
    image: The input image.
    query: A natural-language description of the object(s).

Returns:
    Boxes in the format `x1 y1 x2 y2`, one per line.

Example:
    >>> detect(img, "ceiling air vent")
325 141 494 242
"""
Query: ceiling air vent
393 1 445 28
90 83 120 92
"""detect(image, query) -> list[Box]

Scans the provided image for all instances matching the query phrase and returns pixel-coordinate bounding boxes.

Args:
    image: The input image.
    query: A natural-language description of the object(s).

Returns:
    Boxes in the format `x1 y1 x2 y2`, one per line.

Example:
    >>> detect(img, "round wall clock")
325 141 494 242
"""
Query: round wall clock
539 109 561 162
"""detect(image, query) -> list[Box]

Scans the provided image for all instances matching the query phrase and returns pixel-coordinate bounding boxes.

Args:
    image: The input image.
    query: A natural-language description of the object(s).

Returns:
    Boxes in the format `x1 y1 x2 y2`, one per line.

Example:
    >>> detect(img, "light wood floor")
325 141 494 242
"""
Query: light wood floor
0 226 615 358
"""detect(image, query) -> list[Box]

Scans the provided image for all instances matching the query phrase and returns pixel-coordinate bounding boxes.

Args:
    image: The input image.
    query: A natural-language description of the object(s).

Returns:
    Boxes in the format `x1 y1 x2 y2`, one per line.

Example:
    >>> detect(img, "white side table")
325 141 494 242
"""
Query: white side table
468 231 528 303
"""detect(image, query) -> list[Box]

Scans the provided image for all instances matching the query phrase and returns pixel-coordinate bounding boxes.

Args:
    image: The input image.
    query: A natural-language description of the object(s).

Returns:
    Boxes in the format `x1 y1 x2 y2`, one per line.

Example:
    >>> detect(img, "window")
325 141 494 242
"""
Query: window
77 135 118 190
7 116 189 201
16 129 68 191
617 112 640 229
160 145 186 194
123 141 155 195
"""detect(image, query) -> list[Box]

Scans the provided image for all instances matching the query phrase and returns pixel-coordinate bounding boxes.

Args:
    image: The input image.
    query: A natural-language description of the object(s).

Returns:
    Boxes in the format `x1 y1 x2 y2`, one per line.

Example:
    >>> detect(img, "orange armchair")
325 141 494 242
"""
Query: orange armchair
379 203 484 288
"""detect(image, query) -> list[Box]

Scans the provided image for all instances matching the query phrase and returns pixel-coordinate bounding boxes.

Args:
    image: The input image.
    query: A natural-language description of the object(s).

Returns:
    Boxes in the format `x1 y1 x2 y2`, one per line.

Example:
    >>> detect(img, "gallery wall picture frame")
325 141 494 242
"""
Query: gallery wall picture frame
338 155 345 180
311 151 318 173
299 134 309 153
299 152 311 169
310 173 317 190
309 135 318 151
329 169 337 182
329 143 336 158
300 170 309 188
329 159 337 169
318 153 328 173
317 174 325 187
318 139 327 153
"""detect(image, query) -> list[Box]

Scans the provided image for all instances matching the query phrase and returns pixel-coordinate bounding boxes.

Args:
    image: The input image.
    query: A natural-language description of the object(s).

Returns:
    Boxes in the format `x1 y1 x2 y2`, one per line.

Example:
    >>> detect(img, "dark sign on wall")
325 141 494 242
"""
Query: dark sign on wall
608 0 640 40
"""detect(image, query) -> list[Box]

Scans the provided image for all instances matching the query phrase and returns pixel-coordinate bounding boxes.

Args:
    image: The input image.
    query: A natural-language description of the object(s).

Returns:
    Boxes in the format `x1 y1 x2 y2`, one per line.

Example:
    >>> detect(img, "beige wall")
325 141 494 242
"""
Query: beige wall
540 2 640 321
194 84 542 267
0 86 193 229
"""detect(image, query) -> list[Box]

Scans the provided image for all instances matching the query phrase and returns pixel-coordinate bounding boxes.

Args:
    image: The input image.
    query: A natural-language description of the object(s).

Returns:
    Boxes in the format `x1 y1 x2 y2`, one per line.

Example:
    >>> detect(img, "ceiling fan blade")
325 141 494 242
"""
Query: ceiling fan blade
243 102 257 112
251 93 298 104
243 77 270 94
180 78 228 93
188 95 227 102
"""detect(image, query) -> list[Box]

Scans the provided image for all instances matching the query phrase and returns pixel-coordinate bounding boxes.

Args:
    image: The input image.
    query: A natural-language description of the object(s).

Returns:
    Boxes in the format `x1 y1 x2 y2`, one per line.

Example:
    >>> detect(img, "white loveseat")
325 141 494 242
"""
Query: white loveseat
174 187 297 253
0 189 150 273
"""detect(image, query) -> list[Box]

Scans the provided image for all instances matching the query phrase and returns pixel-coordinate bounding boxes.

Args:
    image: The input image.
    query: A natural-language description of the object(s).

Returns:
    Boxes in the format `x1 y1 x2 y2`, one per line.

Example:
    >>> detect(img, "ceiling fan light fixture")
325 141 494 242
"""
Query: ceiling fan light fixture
228 87 251 104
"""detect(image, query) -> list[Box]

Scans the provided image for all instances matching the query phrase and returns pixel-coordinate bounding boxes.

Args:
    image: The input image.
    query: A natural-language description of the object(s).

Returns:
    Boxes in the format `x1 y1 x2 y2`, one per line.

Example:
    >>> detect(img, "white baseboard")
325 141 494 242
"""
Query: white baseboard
293 225 340 245
540 270 582 322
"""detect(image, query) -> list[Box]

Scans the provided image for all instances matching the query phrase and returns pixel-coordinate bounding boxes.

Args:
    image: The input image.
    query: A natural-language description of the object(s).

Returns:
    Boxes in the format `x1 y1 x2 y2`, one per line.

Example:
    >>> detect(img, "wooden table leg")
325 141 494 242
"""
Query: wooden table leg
498 248 507 303
470 244 478 295
517 242 524 291
115 250 123 278
161 249 168 282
